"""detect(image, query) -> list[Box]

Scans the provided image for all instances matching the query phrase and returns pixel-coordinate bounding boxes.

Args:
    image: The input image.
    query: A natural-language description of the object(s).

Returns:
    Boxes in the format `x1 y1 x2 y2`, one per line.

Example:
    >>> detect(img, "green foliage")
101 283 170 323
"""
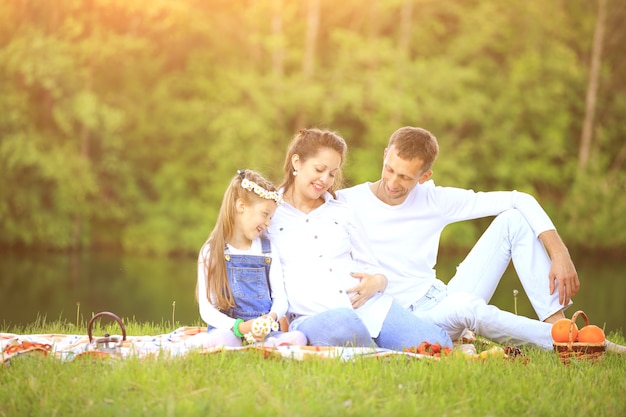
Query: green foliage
562 158 626 250
1 0 624 254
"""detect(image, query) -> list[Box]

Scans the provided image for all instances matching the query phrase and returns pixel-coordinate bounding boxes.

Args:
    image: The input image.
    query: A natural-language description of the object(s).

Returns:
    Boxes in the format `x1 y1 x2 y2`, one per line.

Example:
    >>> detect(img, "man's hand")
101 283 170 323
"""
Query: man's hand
549 253 580 306
347 272 387 309
540 230 580 306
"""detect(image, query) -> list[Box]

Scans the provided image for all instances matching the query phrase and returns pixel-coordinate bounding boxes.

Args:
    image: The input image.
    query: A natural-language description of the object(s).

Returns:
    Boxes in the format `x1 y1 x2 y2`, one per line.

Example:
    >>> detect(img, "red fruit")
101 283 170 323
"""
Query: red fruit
416 341 430 354
430 343 442 353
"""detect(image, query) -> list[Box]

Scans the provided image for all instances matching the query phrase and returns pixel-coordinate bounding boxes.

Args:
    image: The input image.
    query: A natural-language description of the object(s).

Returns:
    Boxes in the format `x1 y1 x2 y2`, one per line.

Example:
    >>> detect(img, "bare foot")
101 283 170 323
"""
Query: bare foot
543 310 566 324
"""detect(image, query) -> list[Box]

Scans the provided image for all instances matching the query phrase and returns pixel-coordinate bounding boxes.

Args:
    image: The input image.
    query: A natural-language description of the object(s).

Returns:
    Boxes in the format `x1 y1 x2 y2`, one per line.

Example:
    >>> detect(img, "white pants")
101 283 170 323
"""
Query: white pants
412 210 569 349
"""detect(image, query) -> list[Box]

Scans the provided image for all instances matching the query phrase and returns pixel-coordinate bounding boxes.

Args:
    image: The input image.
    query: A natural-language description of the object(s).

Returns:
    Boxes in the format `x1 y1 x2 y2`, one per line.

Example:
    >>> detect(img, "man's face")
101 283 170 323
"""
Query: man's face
379 146 432 205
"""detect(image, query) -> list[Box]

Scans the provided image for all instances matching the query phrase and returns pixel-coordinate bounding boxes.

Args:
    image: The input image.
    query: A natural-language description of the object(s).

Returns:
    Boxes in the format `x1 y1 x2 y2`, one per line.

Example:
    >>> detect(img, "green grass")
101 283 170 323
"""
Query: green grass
1 320 625 417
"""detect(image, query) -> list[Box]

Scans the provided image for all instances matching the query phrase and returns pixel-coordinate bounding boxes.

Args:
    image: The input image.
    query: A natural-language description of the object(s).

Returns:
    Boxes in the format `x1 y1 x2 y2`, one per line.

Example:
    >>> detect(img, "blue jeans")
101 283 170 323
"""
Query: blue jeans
294 308 373 347
293 304 452 350
375 301 453 350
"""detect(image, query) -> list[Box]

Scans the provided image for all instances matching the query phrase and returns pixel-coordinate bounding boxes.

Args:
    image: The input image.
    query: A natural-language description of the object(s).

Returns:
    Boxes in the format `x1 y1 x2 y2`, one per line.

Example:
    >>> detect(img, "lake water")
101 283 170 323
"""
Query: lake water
1 251 624 335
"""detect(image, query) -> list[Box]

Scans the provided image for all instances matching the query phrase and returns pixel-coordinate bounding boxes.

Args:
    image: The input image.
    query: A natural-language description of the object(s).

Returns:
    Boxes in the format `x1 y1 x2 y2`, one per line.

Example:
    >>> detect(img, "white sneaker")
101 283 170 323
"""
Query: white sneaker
606 340 626 354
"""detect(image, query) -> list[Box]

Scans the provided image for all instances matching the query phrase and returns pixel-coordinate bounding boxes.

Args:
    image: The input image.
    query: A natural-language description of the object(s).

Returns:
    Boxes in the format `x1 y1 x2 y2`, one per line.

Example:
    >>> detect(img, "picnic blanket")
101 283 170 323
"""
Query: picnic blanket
0 326 436 364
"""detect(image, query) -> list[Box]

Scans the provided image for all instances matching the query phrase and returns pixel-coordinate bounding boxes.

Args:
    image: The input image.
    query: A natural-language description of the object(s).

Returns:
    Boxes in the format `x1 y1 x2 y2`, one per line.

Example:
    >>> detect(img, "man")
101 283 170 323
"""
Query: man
338 126 624 352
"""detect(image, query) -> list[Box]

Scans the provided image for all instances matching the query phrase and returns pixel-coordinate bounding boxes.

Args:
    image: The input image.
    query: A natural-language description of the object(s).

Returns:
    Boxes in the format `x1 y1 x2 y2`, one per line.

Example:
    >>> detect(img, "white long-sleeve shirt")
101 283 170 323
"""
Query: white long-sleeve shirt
267 192 393 337
196 237 289 329
336 180 556 308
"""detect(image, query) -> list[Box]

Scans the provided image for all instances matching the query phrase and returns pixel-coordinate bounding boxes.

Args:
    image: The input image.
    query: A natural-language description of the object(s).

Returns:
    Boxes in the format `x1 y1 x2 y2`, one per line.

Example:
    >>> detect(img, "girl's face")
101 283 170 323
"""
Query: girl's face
292 147 342 201
233 198 277 246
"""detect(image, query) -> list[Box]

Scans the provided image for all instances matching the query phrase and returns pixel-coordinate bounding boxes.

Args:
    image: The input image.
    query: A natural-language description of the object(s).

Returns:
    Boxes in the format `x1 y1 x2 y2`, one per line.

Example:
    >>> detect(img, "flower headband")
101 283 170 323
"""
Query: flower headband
238 170 283 205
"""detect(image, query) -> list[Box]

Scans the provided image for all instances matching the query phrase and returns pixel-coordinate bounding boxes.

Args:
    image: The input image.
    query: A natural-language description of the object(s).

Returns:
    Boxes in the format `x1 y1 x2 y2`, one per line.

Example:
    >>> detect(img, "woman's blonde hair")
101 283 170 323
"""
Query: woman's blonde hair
197 169 278 311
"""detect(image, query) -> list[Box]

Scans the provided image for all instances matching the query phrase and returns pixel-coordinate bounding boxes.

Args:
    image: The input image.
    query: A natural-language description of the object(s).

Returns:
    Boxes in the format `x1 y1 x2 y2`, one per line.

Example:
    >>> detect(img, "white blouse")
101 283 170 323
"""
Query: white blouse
267 191 393 337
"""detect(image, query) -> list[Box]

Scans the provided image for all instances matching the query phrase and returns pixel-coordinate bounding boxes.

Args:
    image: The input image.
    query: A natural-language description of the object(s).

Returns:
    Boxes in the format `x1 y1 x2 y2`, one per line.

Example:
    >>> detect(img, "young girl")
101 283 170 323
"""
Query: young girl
194 169 307 348
268 129 452 350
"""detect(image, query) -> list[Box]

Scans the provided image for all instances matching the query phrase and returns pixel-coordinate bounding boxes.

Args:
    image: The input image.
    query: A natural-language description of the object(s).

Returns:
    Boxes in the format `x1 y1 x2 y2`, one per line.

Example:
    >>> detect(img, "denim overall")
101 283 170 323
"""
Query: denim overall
222 237 273 323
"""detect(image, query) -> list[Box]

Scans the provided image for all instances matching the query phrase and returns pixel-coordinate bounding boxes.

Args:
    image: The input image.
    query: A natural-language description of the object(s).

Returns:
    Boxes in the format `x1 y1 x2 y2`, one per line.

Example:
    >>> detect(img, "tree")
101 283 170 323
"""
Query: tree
579 0 607 171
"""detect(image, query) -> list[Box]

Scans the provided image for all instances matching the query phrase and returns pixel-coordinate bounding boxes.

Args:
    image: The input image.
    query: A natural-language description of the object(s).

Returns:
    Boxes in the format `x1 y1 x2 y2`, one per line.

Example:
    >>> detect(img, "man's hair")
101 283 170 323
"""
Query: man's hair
387 127 439 172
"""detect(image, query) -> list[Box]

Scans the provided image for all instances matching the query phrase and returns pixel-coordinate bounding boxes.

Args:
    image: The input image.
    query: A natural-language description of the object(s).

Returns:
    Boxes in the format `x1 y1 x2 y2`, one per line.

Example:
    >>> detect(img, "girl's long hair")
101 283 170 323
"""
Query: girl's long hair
196 169 278 311
279 128 347 198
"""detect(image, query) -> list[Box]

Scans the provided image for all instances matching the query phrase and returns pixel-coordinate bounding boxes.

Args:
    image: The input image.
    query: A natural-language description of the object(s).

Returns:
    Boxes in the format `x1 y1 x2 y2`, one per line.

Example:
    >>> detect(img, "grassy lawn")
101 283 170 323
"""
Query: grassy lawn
1 320 624 417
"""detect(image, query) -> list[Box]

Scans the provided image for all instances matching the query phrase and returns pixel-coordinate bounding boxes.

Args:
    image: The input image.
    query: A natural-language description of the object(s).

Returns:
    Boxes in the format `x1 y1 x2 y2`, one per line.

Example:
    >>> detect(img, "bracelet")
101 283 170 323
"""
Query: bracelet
232 318 244 338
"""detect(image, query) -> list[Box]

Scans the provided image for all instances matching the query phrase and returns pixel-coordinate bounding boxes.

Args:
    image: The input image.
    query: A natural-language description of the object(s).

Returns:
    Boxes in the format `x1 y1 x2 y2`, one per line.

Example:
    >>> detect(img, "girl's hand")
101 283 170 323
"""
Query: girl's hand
243 315 280 344
238 319 262 340
261 312 278 322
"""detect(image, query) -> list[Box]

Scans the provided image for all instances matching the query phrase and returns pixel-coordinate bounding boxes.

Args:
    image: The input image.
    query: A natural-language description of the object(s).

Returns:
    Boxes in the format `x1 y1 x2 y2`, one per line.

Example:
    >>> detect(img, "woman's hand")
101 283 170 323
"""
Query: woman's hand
347 272 387 309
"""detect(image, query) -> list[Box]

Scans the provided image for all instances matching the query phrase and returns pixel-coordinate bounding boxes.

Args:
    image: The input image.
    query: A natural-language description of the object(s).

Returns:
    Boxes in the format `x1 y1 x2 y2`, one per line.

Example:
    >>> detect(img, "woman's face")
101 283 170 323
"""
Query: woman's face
292 147 342 201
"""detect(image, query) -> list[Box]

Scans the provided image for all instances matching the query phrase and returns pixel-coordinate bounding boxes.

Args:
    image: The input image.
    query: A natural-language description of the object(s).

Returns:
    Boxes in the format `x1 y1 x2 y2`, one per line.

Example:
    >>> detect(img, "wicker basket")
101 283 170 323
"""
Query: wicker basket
553 310 606 364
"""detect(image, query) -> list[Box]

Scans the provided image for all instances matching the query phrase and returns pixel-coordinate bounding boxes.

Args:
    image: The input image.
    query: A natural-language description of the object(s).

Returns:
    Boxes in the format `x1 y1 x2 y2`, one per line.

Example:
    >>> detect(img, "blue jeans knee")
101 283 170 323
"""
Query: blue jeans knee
375 302 453 350
296 308 373 347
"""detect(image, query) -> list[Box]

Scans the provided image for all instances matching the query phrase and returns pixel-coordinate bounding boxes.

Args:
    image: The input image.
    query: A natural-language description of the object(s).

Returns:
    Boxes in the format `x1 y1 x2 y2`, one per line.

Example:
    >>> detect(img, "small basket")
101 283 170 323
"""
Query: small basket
553 310 606 365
